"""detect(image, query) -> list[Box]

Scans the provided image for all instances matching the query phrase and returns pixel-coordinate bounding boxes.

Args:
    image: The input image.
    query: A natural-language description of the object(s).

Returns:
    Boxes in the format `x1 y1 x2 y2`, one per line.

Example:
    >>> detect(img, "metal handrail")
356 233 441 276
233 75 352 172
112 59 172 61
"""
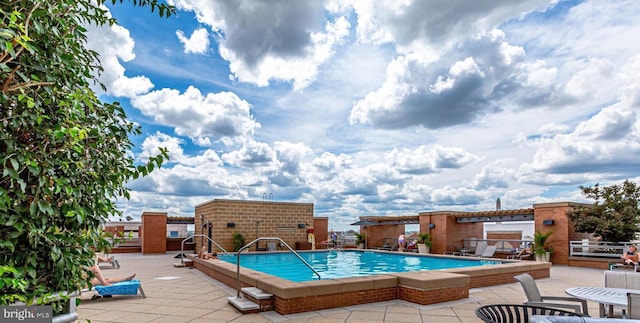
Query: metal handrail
180 234 230 265
235 237 321 298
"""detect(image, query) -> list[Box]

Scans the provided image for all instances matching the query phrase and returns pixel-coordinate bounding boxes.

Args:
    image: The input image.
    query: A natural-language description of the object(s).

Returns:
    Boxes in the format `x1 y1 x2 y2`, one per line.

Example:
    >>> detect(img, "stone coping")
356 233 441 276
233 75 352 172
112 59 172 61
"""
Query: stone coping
189 250 549 301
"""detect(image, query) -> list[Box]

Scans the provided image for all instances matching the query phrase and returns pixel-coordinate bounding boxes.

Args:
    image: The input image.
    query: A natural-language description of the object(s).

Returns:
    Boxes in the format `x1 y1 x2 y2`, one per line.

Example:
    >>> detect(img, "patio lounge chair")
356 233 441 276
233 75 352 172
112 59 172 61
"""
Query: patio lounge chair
477 245 497 258
475 304 588 323
375 238 397 251
465 241 487 257
444 245 466 256
514 273 589 315
508 248 534 260
91 279 146 300
97 254 120 269
267 242 278 251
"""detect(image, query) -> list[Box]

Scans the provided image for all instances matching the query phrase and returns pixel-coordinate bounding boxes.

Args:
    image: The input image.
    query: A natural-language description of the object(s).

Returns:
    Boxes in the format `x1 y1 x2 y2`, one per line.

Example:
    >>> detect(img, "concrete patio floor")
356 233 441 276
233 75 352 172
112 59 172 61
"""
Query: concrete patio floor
77 252 606 322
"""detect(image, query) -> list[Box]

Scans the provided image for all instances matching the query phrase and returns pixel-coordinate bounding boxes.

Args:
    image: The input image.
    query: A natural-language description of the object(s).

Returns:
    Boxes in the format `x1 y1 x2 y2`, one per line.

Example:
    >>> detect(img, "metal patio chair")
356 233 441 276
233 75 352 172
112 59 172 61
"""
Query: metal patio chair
514 273 589 315
475 304 588 323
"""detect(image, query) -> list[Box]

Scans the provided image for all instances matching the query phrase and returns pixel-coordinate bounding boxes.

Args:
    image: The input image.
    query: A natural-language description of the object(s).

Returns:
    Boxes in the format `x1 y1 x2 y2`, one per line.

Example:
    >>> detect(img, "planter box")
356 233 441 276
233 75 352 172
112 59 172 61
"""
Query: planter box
418 244 430 254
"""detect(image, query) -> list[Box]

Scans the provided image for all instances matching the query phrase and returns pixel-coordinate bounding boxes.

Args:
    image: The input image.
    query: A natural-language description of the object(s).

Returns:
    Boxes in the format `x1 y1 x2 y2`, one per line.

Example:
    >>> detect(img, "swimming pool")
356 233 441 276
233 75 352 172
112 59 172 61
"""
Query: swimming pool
218 250 501 282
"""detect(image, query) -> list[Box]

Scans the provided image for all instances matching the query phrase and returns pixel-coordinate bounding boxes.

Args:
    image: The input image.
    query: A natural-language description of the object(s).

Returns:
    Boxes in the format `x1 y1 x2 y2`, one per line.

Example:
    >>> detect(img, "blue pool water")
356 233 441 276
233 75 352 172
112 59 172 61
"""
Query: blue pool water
218 250 501 282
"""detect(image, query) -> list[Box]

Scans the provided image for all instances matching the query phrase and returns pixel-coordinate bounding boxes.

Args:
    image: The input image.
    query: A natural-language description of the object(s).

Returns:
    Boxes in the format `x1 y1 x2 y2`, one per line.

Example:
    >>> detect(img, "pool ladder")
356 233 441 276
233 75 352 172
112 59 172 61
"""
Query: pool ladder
235 237 321 298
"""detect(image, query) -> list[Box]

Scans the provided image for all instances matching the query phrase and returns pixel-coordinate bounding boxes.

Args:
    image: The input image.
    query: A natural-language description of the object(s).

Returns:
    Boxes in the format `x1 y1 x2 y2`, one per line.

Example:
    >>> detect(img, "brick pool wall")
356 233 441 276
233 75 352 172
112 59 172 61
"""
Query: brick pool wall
191 252 551 315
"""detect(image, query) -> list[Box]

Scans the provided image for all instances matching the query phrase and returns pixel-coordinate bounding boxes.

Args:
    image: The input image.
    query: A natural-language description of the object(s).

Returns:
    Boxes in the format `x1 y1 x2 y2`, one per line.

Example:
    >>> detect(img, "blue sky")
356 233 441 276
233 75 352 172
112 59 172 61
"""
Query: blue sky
86 0 640 230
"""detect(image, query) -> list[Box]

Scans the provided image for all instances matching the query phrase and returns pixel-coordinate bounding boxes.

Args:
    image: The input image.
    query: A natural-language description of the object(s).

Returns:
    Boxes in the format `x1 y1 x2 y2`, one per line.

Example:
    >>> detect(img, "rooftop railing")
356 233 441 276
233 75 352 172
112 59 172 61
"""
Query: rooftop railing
460 238 637 259
569 240 635 258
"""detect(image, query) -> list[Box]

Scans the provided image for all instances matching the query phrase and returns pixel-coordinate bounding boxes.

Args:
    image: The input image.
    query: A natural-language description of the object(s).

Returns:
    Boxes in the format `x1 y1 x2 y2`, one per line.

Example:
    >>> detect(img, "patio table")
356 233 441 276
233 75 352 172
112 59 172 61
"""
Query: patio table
566 286 639 317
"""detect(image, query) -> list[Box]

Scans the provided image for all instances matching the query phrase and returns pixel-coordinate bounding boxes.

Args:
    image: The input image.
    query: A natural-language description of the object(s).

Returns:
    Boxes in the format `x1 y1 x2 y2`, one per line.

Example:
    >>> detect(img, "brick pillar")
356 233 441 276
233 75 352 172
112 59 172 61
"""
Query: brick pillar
419 212 483 254
314 217 328 247
141 211 167 254
533 202 593 265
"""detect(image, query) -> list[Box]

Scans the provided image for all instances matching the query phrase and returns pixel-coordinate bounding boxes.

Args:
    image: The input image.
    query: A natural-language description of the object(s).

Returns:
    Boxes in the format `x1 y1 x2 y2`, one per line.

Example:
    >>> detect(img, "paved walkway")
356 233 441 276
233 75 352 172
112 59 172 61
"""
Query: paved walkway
77 252 606 322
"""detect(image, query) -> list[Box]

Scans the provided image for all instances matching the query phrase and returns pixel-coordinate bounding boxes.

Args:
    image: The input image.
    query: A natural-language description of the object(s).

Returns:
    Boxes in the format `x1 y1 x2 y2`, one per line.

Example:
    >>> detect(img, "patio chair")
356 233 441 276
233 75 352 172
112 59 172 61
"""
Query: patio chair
513 273 589 315
475 304 588 323
474 245 497 258
267 242 278 251
444 245 463 256
97 254 120 269
508 248 534 260
467 241 488 257
406 239 418 253
628 292 640 319
374 238 397 251
610 263 640 272
468 245 497 258
605 270 639 317
91 279 146 300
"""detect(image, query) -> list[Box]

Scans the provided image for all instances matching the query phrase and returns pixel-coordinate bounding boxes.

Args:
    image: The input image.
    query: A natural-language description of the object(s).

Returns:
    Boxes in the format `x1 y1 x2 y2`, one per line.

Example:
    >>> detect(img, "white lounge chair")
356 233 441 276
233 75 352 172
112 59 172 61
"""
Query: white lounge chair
465 241 487 257
479 245 497 258
267 242 278 251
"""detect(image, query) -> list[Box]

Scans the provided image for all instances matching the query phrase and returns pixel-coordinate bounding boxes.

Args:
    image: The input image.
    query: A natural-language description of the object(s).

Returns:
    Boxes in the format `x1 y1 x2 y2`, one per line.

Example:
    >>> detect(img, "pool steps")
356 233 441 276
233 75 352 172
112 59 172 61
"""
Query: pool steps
228 287 274 313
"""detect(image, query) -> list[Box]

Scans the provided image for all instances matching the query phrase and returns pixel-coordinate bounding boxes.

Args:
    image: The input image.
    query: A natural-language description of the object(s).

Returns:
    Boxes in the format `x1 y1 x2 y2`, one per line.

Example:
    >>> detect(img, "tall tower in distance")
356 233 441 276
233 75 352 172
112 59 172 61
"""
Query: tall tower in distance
496 198 501 211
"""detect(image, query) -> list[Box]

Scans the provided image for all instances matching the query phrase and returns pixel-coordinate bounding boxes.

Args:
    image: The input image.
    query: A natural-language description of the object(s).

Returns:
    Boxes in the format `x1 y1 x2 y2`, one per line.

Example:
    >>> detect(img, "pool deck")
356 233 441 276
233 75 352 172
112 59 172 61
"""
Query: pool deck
77 251 607 322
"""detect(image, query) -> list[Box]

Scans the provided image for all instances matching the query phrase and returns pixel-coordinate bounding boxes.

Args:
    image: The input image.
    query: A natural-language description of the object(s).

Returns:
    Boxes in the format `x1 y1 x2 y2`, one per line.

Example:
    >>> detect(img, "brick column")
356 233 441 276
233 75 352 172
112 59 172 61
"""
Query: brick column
419 212 483 254
141 211 167 254
533 202 591 265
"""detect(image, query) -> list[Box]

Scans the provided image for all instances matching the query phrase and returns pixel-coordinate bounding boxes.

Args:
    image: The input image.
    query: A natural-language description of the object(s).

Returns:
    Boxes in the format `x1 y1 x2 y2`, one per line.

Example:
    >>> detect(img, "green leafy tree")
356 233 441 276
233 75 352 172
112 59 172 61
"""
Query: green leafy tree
0 0 173 307
568 180 640 242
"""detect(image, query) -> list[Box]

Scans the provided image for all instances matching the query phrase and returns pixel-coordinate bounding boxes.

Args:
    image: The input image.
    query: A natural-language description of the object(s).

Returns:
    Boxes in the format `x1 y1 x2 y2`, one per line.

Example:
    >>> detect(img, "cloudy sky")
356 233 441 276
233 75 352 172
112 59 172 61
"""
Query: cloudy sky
89 0 640 230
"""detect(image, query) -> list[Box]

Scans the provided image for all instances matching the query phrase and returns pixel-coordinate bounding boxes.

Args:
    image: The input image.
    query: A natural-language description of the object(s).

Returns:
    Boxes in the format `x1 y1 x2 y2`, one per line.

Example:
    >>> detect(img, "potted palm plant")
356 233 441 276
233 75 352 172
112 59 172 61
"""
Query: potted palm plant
532 230 554 262
232 233 245 252
417 233 432 254
355 232 365 249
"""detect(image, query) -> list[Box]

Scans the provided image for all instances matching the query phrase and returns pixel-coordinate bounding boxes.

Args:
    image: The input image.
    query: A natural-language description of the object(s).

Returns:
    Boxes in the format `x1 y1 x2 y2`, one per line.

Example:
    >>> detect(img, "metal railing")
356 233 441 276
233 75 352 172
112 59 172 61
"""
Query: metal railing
462 238 532 253
569 240 635 258
458 238 640 259
179 234 230 265
235 237 321 298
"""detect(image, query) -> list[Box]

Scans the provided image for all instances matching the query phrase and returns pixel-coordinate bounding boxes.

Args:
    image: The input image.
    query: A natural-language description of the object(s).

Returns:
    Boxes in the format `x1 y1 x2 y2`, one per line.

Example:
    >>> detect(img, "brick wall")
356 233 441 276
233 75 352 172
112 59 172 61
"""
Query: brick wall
467 268 549 288
363 225 404 249
398 285 468 305
166 238 195 251
273 287 398 315
141 212 167 254
419 212 483 254
194 199 314 252
487 231 522 241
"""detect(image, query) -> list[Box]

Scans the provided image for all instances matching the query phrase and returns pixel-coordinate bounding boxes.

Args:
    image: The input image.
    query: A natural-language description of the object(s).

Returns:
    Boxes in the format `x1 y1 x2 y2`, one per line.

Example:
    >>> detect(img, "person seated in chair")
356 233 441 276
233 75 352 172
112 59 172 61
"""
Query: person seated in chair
198 246 217 260
88 264 135 286
97 255 114 263
406 240 418 252
512 247 533 260
621 245 639 266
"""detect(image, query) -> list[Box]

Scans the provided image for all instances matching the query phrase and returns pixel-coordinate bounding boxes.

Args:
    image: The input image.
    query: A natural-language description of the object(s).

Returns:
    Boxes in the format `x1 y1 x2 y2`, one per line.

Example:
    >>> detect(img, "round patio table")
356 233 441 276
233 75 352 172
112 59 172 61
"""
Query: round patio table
566 286 634 317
